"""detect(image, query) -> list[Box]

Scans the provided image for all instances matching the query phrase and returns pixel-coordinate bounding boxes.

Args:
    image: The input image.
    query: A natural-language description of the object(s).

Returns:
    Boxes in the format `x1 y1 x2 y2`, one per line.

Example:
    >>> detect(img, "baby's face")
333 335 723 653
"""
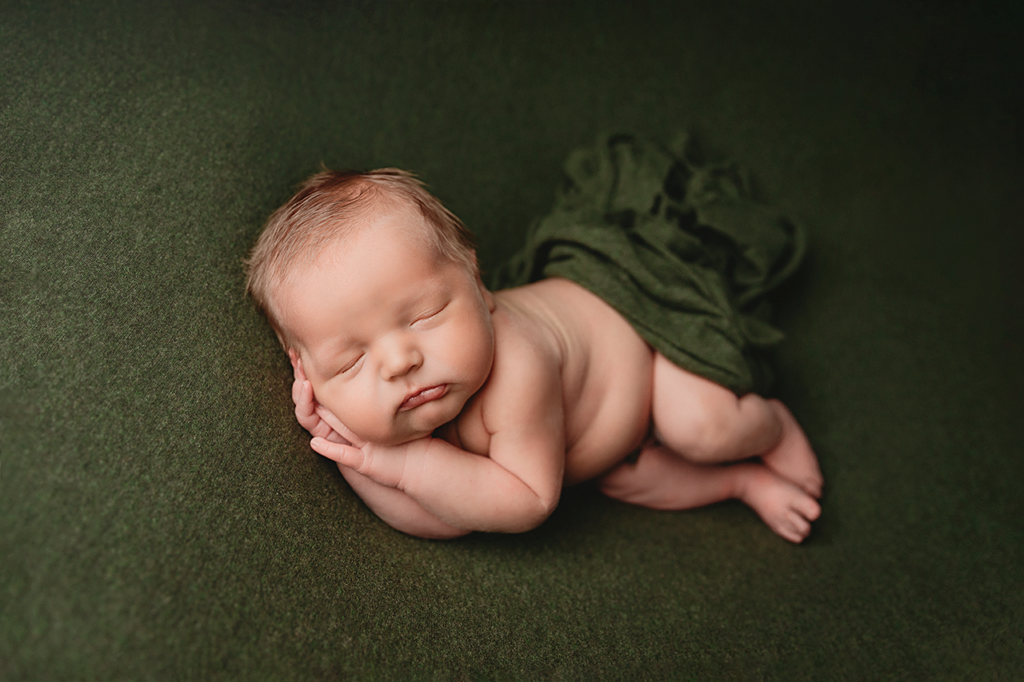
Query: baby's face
277 206 495 445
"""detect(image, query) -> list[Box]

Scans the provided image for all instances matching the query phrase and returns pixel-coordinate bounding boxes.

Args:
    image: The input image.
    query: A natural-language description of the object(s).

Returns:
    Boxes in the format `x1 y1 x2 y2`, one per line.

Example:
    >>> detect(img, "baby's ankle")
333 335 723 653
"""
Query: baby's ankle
730 462 762 504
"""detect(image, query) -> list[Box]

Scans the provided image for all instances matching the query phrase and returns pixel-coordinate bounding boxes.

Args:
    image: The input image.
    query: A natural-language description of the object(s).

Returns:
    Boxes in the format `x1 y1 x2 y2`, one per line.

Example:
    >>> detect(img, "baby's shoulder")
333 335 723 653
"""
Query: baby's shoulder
493 278 629 367
473 293 565 414
488 294 563 388
493 279 584 349
446 295 564 453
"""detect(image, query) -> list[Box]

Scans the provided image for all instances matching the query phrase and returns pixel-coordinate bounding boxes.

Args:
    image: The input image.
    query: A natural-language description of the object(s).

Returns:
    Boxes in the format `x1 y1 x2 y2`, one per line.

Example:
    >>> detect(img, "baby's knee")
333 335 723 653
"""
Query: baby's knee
654 394 740 462
683 414 742 462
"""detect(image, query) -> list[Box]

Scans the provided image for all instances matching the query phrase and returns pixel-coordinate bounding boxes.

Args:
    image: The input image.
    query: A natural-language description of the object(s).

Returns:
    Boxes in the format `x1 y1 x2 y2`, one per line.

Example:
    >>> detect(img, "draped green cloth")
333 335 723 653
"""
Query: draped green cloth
494 134 805 394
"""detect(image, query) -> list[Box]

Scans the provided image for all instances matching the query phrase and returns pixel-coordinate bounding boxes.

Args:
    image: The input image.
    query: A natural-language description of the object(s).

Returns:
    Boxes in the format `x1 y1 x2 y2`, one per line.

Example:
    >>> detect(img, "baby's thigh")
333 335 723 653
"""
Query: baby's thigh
650 353 743 458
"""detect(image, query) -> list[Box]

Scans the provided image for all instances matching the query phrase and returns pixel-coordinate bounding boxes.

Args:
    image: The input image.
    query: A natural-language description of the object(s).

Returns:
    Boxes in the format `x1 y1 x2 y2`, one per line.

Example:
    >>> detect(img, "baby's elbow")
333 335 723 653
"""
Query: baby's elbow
501 493 559 534
380 510 472 540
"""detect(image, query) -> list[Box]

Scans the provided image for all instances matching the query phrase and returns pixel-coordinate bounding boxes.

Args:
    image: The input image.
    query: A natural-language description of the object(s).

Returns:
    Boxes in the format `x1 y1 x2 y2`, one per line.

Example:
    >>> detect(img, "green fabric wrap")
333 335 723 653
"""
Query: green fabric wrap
492 134 806 395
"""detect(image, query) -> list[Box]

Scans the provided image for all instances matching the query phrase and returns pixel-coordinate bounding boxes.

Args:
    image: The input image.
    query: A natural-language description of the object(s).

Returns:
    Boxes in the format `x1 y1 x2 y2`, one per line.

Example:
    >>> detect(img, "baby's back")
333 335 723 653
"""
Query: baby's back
494 278 653 483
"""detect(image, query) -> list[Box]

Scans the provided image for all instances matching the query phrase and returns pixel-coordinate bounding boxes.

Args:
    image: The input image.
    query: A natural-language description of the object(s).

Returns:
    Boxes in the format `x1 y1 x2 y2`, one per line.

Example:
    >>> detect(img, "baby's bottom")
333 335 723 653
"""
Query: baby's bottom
598 353 823 543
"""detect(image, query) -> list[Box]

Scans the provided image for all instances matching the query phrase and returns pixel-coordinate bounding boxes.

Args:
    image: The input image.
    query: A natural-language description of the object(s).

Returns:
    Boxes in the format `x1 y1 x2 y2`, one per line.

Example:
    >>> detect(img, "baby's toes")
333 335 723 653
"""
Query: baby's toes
804 471 824 499
776 497 820 543
784 465 823 500
787 510 812 542
795 495 821 523
767 511 807 544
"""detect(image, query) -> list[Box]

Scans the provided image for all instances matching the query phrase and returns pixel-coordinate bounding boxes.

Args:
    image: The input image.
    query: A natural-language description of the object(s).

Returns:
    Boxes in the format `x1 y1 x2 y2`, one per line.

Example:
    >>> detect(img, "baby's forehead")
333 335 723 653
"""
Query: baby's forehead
333 209 436 262
272 215 462 342
280 205 439 288
300 193 424 255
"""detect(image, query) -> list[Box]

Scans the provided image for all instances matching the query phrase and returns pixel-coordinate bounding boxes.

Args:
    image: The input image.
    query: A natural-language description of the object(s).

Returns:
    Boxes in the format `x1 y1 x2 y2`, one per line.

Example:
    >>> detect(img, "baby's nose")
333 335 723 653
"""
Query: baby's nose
380 337 423 379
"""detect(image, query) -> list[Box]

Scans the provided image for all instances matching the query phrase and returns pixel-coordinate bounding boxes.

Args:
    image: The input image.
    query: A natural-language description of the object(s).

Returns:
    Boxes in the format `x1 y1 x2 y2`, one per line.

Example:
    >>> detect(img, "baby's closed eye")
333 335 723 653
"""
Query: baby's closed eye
339 353 364 375
411 302 449 329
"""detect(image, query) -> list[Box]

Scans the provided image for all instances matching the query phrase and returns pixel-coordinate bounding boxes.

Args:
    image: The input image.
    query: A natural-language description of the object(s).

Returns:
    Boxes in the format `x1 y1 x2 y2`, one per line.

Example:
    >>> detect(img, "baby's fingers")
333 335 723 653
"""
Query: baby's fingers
324 431 351 445
311 438 403 489
310 437 362 468
293 356 309 384
294 381 335 439
290 353 313 407
315 406 364 448
293 380 318 426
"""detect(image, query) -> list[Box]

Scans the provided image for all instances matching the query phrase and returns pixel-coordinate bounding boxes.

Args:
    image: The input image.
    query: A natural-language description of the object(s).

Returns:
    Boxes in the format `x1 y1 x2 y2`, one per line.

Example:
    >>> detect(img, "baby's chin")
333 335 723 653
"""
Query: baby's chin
392 392 469 444
353 399 467 446
366 424 441 447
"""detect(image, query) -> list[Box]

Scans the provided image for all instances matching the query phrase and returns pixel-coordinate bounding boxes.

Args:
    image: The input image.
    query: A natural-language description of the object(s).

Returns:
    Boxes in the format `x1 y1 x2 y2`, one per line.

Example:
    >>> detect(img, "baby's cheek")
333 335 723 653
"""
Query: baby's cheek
342 402 391 443
313 389 358 430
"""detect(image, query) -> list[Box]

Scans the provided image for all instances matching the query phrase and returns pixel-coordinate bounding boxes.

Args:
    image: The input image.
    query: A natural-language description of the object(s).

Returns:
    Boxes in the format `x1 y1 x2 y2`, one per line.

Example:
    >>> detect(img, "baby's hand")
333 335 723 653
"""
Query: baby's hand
289 351 420 488
290 352 349 445
308 405 428 491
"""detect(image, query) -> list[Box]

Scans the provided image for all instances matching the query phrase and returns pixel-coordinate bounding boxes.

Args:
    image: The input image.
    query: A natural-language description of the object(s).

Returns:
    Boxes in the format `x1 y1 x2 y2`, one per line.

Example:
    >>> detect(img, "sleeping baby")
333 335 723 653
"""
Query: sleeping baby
244 134 823 542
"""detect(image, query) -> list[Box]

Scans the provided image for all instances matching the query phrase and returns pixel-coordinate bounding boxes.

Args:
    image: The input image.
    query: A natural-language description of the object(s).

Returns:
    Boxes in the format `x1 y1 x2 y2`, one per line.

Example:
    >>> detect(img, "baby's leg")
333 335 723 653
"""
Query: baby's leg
651 353 823 497
762 399 824 499
599 444 821 543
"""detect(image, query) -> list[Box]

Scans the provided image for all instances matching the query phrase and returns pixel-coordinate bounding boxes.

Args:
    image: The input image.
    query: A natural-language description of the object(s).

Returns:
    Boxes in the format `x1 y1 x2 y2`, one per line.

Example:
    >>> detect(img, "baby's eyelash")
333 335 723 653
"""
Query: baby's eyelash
339 354 363 374
413 303 448 325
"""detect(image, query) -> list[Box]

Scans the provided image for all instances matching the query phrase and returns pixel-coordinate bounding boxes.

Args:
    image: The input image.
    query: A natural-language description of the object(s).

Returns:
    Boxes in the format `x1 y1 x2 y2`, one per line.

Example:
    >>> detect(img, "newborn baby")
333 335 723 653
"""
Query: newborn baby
245 137 823 542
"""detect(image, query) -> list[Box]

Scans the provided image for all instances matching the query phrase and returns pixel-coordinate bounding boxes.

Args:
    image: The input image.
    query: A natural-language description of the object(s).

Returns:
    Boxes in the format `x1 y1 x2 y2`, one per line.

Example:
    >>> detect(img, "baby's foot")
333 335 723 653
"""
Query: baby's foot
760 400 824 498
738 463 821 543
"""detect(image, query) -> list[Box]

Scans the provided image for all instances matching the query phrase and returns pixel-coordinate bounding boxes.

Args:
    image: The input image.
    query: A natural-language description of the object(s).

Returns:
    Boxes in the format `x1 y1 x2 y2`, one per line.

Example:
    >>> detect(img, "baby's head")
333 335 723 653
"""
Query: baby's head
245 169 496 444
245 168 478 346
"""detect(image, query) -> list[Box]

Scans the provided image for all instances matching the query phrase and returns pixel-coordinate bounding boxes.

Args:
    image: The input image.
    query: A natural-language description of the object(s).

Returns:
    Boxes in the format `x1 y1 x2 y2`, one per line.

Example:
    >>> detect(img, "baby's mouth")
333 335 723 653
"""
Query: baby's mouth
399 385 449 411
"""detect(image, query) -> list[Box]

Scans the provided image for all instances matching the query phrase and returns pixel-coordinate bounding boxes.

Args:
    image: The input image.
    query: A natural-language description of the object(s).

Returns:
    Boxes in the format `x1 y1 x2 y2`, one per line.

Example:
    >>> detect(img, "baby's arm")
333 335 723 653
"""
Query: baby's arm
337 465 471 539
311 357 565 534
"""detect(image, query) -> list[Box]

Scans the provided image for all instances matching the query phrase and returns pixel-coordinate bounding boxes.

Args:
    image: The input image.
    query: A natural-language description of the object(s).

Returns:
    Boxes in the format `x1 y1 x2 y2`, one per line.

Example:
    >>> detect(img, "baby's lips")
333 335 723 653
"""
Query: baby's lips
400 384 448 411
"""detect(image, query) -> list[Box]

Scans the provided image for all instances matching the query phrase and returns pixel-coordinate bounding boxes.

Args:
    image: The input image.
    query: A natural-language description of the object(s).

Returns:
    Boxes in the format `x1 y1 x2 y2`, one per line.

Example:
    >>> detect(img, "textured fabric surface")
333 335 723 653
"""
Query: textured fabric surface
2 1 1023 679
495 133 804 394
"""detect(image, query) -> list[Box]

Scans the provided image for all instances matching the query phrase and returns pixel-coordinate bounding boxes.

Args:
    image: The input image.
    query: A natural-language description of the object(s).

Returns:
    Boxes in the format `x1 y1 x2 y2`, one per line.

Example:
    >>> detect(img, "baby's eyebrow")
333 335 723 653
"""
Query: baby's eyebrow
397 280 450 312
303 333 357 375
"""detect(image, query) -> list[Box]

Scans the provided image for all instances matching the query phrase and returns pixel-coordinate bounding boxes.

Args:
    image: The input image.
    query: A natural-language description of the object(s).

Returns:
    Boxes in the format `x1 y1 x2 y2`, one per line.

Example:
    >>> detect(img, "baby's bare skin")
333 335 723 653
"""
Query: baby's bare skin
282 203 822 543
476 278 654 485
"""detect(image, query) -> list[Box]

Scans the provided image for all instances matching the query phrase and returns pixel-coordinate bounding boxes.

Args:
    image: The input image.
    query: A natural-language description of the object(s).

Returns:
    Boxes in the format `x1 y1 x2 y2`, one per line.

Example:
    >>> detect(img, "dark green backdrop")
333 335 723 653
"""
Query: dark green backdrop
2 1 1022 679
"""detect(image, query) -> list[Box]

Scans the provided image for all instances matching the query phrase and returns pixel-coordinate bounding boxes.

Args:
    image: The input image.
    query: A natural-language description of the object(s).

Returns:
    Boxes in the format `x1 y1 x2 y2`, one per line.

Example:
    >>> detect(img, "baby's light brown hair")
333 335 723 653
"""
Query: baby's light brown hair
244 168 477 347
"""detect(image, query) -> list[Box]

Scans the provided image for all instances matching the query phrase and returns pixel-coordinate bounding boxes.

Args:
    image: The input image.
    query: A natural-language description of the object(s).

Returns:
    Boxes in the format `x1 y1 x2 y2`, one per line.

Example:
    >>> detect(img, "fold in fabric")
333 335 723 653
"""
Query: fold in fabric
492 133 805 395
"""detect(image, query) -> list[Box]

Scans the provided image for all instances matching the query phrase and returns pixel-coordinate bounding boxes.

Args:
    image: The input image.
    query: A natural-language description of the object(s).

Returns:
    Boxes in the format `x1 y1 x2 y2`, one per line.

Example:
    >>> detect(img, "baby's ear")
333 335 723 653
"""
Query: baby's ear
287 348 299 370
